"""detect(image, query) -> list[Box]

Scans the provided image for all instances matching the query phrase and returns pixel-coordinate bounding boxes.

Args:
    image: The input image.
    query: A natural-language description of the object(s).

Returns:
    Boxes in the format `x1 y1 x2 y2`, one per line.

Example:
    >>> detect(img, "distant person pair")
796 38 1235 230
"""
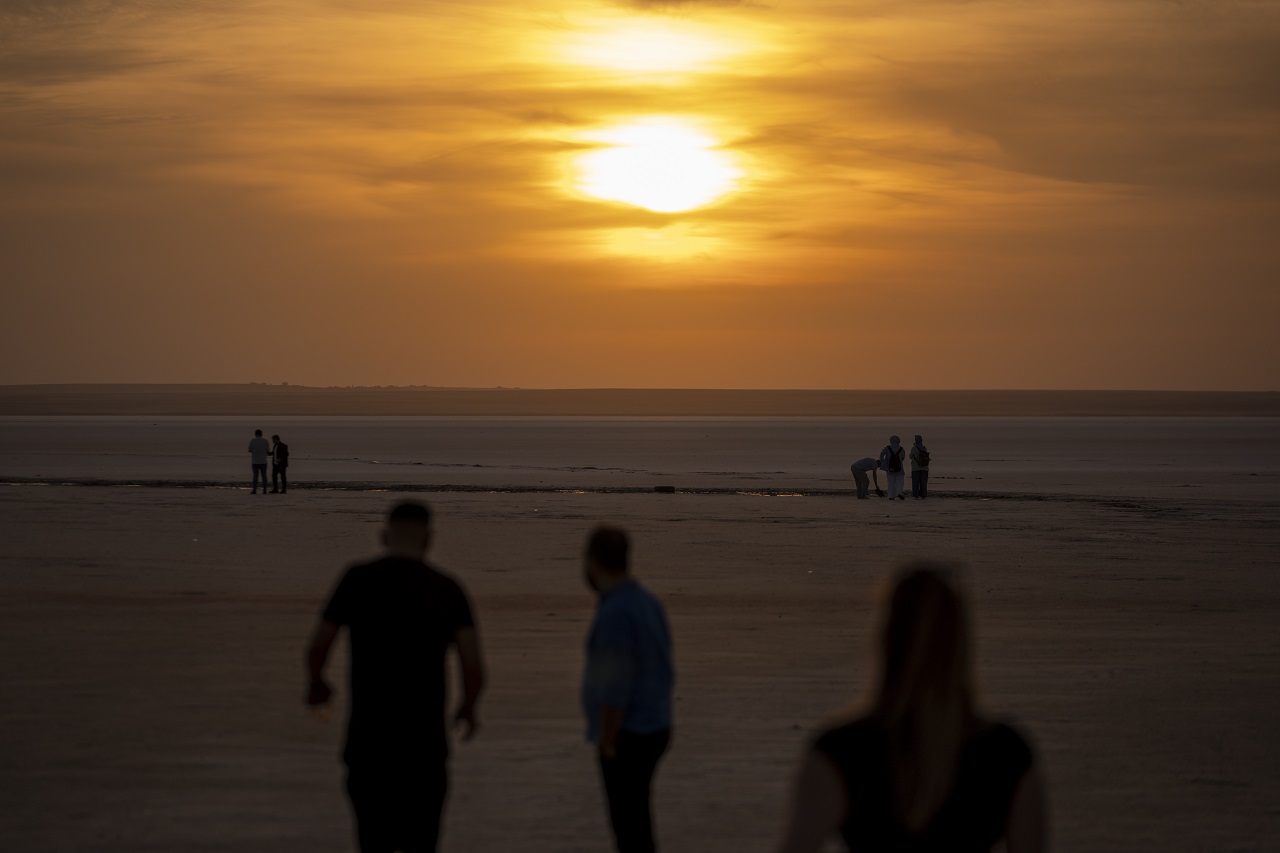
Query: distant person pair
851 435 931 500
304 501 1044 853
247 429 289 494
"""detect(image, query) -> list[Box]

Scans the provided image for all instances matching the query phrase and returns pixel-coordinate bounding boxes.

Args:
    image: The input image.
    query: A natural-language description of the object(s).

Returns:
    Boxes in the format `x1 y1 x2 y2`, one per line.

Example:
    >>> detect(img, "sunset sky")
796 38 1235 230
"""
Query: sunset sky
2 0 1277 389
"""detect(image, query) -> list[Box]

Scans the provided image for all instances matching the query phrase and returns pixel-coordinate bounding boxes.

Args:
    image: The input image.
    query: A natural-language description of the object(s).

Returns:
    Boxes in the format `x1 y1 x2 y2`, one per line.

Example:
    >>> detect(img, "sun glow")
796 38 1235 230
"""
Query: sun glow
561 20 740 74
600 223 727 261
575 119 742 213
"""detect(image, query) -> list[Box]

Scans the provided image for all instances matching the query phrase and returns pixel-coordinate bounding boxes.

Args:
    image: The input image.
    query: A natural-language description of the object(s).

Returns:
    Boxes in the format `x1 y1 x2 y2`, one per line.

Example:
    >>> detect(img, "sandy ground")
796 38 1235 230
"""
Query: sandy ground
0 480 1277 852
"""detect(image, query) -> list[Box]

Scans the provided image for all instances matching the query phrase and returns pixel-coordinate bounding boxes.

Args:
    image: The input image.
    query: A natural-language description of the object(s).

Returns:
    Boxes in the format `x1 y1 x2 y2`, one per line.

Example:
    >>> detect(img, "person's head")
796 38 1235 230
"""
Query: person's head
876 566 972 714
382 500 433 557
271 434 280 443
871 564 975 831
254 429 263 437
584 525 629 593
914 434 923 447
889 434 900 447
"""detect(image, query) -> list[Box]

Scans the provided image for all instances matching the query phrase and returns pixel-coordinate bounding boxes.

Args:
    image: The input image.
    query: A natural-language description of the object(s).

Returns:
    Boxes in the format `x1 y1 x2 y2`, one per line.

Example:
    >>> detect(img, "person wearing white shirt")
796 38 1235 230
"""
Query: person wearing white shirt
248 429 271 494
879 436 907 501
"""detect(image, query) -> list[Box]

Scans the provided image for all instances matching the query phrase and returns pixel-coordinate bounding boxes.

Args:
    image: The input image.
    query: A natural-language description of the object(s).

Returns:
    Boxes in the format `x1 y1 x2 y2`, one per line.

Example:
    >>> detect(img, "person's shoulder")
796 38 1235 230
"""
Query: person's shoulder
813 712 881 753
973 720 1036 768
634 579 662 600
629 580 669 613
336 556 386 581
422 561 472 595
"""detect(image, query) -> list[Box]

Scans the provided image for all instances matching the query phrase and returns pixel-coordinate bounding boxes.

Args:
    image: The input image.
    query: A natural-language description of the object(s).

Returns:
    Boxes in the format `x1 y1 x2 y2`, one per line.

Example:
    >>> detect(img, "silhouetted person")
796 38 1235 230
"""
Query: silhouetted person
880 436 907 501
306 501 486 853
270 434 289 494
910 435 930 499
774 566 1047 853
248 429 270 494
850 457 885 499
582 526 674 853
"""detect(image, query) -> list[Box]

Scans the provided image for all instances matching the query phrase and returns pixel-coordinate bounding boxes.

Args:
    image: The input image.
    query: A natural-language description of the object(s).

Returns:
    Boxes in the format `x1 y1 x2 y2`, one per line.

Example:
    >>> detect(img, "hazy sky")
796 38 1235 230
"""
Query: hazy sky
2 0 1277 389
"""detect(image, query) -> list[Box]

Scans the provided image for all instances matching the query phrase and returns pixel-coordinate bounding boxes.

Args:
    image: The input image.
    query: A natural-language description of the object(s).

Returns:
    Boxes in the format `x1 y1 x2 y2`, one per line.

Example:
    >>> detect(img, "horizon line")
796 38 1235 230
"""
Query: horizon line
1 383 1276 394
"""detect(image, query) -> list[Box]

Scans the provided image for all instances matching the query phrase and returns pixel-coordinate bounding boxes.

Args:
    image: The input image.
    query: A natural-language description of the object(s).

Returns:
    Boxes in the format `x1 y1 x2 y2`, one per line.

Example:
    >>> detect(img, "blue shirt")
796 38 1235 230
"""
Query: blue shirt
581 579 674 742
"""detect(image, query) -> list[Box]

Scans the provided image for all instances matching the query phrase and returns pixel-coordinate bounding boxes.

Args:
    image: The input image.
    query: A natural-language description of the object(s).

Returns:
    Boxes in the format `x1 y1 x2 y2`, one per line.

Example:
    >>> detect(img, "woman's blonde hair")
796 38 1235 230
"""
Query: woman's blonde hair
871 565 977 833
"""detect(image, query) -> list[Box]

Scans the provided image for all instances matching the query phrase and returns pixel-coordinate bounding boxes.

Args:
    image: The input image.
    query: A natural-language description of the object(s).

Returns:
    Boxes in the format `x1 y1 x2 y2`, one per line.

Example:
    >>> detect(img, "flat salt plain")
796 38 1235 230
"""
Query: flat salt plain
1 416 1277 852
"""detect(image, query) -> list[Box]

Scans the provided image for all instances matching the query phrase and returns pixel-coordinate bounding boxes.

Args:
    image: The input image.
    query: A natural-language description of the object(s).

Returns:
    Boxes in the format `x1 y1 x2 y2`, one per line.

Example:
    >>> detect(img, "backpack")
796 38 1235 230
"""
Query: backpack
885 446 903 473
916 447 930 467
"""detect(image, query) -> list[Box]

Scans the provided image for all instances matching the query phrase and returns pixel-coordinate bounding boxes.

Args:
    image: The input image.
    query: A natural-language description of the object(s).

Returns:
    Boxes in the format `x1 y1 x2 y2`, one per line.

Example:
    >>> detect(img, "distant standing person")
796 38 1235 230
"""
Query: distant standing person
774 566 1047 852
910 435 930 500
248 429 271 494
850 458 885 499
582 526 674 853
880 436 906 501
270 434 289 494
305 501 486 853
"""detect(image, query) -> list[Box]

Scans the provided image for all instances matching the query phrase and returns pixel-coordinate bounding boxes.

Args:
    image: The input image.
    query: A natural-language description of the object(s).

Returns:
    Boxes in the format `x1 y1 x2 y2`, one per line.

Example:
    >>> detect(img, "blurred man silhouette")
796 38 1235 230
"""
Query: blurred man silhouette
306 501 486 853
774 566 1046 853
582 525 674 853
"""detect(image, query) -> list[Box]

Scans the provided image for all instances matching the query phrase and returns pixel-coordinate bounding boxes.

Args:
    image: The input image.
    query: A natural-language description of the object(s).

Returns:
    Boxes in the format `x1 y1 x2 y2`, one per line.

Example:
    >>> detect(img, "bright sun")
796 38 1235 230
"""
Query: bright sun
575 119 742 214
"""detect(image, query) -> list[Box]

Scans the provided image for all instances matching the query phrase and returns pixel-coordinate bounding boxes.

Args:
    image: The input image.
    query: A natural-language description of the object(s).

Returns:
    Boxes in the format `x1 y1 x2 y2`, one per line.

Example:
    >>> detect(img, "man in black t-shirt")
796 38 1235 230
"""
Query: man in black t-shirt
305 501 486 853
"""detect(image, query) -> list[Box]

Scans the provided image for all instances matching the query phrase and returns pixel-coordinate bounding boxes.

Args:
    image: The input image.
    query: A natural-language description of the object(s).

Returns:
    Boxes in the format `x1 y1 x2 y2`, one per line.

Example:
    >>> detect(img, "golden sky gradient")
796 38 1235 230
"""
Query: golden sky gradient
2 0 1277 389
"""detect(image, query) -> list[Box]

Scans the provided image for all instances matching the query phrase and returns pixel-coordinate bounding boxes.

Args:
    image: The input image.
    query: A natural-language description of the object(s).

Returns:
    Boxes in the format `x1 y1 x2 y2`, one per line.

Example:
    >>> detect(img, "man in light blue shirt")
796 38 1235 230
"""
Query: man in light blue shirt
581 525 674 853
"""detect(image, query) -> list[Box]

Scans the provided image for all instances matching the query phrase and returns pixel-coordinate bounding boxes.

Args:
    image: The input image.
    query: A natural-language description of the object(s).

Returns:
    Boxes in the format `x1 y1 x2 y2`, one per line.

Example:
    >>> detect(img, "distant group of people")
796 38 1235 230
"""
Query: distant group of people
304 501 1045 853
247 429 290 494
851 434 931 500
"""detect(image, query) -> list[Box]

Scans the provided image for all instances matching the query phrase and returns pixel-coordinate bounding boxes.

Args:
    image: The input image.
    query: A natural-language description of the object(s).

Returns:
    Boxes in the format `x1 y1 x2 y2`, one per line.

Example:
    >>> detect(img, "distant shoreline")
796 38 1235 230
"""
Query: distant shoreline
0 385 1276 417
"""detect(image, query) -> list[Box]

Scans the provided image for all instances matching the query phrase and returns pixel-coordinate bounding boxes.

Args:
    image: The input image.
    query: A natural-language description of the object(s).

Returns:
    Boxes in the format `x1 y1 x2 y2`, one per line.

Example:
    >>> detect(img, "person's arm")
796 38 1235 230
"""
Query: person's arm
584 612 637 757
599 705 625 759
873 465 884 495
305 619 340 706
1005 765 1048 853
452 625 486 740
774 749 847 853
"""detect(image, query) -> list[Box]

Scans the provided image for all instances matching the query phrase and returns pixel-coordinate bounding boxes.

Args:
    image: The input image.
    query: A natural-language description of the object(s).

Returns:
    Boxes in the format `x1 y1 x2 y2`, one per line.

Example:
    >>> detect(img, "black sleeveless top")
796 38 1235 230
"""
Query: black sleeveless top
814 718 1033 852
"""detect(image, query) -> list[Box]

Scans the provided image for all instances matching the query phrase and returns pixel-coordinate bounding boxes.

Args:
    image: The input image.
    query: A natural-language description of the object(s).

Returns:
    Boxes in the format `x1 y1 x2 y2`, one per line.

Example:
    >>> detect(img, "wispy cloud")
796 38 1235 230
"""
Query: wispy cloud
0 0 1276 387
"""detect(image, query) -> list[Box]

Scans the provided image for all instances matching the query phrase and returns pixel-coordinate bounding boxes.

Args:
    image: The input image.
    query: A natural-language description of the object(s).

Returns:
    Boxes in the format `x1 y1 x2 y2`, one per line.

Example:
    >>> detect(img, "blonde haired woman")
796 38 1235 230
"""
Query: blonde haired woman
775 567 1047 852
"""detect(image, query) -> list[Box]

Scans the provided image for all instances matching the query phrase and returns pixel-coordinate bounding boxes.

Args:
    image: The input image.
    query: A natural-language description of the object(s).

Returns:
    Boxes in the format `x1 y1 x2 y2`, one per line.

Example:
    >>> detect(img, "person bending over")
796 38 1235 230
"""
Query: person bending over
850 457 885 499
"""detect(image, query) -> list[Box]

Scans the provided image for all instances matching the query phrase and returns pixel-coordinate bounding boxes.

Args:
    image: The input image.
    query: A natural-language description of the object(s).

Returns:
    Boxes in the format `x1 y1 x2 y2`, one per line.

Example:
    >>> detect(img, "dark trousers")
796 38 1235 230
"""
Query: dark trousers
251 463 268 492
272 464 287 492
851 466 870 498
912 468 929 498
345 763 448 853
599 729 671 853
